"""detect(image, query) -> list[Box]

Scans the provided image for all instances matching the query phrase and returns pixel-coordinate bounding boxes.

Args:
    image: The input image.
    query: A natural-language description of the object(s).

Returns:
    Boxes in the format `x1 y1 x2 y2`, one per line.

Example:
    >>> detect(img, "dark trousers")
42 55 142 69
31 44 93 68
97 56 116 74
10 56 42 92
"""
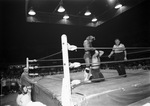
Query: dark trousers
91 68 105 82
114 52 126 76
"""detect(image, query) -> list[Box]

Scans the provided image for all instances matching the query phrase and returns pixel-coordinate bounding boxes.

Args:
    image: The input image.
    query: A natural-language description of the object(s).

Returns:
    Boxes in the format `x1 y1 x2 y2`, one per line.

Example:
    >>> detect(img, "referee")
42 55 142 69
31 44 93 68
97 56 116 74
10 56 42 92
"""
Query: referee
108 39 127 77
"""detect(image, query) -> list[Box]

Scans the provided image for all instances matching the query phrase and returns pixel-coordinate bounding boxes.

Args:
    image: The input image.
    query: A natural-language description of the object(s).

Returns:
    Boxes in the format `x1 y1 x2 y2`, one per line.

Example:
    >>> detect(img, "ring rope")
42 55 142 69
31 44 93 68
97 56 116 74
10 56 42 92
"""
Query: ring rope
127 49 150 55
101 57 150 64
29 64 63 69
37 65 63 68
36 58 84 62
29 57 150 69
37 51 62 60
30 67 150 83
34 49 150 62
81 57 150 66
77 47 150 50
100 49 150 58
37 58 63 62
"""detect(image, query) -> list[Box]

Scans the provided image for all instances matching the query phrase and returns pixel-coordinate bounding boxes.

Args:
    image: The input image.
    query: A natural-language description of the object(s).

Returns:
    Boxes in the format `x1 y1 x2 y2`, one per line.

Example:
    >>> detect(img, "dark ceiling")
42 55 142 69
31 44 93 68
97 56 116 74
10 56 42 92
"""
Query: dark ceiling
26 0 146 27
1 0 149 65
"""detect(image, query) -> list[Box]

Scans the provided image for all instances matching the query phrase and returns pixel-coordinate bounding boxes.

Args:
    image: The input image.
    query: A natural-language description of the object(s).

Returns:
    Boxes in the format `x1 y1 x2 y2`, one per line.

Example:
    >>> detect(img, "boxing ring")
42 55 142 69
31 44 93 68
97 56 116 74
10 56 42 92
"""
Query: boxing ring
20 34 150 106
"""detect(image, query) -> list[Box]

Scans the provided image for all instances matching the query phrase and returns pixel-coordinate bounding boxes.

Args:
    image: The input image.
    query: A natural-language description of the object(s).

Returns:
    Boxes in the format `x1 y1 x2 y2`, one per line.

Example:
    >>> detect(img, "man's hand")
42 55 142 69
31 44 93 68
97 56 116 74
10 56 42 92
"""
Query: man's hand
124 57 127 61
108 55 111 58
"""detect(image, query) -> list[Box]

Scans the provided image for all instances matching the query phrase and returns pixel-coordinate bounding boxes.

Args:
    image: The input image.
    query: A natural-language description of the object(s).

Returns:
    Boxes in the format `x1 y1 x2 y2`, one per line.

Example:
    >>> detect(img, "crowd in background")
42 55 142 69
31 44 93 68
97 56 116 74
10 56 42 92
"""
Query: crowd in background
0 67 22 96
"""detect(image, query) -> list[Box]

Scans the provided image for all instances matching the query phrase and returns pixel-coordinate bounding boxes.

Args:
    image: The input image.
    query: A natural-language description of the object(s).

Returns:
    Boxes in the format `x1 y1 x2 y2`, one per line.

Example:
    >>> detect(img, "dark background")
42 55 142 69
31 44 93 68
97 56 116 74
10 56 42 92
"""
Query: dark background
1 0 150 66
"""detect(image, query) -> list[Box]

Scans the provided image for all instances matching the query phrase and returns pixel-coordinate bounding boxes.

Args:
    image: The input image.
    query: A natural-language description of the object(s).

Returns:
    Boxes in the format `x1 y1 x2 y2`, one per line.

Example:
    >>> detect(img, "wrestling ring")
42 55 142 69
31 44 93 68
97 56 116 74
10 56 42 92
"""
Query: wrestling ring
20 34 150 106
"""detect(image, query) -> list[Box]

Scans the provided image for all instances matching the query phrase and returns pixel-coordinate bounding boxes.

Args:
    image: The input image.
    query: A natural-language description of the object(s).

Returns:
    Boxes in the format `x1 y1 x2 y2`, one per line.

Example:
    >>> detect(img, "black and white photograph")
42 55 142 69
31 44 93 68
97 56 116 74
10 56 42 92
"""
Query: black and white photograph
1 0 150 106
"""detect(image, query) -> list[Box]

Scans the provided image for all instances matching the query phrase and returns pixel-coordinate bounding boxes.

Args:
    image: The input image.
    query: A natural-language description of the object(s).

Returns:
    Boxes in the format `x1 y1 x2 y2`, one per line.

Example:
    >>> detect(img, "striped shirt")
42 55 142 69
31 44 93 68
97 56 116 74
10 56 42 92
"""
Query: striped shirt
113 43 126 53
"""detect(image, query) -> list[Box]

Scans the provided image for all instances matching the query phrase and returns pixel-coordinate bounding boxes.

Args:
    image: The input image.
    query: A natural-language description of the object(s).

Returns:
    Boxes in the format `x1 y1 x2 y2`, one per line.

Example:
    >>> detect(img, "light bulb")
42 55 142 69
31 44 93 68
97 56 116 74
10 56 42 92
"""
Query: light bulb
28 9 36 15
63 14 69 19
92 17 97 22
58 5 65 12
84 10 91 16
115 4 122 9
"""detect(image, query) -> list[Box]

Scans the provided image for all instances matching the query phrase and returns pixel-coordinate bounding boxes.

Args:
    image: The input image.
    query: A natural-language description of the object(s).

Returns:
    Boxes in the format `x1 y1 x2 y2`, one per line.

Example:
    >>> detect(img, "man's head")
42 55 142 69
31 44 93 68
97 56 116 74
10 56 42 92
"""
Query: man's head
86 35 95 42
115 39 120 45
23 67 29 73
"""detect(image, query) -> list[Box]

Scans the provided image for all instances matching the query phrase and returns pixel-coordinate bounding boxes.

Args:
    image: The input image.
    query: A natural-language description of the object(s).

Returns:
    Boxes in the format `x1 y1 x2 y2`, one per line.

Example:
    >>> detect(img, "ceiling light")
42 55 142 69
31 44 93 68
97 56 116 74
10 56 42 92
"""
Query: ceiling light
92 17 97 22
63 14 69 19
58 5 65 12
108 0 115 3
115 3 122 9
84 10 91 16
28 9 36 15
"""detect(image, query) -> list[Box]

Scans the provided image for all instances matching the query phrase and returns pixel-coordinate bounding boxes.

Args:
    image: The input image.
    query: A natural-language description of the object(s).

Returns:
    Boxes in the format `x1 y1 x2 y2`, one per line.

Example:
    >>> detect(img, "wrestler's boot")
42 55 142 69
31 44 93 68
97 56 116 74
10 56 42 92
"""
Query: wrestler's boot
84 68 91 82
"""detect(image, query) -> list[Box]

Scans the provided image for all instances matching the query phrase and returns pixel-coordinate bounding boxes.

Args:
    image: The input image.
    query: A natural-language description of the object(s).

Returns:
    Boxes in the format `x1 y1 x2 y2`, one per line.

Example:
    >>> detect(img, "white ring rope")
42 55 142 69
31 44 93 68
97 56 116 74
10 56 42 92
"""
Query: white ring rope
37 51 62 60
27 44 150 69
127 49 150 55
29 64 63 69
77 47 150 50
29 57 150 69
36 58 83 62
37 58 63 62
81 57 150 66
29 49 150 62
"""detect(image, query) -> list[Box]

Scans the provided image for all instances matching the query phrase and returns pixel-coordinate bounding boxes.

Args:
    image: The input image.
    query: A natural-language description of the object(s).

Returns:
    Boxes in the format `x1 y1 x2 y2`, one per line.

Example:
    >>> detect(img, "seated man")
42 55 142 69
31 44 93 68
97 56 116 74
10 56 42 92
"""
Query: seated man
16 85 46 106
90 50 105 82
16 85 32 106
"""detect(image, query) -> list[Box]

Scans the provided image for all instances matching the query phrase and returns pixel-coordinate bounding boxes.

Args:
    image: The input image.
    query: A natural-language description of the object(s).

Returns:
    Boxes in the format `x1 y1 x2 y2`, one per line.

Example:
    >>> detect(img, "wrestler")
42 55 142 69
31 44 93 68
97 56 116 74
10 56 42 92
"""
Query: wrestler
83 35 95 81
71 50 104 88
91 50 105 82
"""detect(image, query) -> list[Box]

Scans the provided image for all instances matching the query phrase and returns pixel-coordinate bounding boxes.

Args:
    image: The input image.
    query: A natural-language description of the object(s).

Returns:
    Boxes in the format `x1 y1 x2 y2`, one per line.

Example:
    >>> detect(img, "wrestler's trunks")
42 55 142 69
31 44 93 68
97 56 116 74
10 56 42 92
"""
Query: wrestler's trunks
91 68 105 82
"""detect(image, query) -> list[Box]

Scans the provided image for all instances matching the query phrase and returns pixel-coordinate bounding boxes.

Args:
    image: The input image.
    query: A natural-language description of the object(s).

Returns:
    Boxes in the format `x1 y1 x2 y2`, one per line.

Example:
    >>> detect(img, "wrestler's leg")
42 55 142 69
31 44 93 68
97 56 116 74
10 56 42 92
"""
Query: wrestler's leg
85 56 91 67
84 57 91 81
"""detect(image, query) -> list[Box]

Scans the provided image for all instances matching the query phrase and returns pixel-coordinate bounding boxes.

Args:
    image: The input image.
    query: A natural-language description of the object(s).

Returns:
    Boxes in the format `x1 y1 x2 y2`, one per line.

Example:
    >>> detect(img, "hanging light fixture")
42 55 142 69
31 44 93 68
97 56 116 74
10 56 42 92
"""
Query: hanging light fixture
115 0 122 9
92 17 97 22
28 8 36 15
84 10 91 16
115 3 122 9
63 14 69 19
58 5 65 12
57 0 65 12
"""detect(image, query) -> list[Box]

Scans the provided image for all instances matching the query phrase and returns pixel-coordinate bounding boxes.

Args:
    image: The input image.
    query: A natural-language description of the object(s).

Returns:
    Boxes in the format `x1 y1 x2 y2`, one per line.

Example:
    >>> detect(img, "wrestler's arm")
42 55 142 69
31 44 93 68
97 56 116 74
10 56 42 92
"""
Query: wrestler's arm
99 50 104 57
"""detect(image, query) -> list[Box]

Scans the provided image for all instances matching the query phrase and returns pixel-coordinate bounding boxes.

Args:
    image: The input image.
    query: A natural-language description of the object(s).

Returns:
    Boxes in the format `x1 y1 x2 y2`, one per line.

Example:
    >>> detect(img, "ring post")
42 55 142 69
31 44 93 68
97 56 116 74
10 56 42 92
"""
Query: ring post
26 57 29 69
61 34 73 106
